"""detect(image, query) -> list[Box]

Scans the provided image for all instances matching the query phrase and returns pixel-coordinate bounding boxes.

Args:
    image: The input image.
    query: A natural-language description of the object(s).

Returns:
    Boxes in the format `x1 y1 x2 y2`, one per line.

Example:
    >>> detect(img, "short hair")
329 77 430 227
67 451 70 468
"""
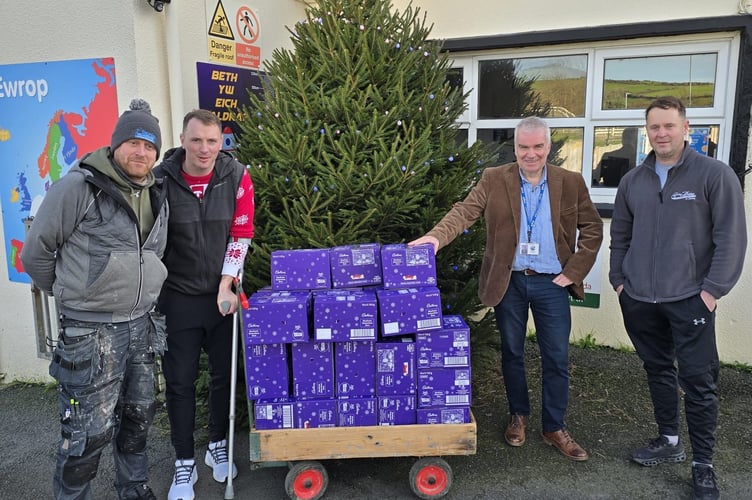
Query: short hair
621 126 638 144
645 96 686 120
182 109 222 132
515 116 551 145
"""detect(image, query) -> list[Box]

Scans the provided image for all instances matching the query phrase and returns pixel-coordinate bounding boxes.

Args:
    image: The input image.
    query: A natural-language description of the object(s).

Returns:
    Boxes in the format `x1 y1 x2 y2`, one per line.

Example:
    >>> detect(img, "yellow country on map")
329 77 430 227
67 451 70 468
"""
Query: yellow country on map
0 128 10 142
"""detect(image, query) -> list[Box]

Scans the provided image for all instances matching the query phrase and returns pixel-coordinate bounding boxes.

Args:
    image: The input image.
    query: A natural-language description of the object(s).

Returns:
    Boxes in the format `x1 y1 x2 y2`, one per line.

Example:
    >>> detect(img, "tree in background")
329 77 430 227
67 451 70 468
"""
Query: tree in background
477 59 552 119
234 0 499 369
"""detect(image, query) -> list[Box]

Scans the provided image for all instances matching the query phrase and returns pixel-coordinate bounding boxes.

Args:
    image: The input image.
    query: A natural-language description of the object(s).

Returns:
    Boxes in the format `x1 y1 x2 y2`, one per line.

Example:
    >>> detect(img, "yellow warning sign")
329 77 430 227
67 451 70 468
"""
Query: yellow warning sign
208 0 234 40
208 38 235 64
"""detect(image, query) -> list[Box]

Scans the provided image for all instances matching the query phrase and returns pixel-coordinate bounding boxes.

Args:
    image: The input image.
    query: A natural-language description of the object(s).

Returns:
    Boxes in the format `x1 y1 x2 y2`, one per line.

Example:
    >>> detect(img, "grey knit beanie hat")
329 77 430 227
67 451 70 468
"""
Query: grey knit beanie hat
111 98 162 158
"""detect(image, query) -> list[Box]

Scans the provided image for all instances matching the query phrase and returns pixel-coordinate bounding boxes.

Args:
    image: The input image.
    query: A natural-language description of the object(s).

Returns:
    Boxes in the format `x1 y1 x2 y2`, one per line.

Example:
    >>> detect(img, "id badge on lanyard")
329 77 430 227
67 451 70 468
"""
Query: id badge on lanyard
520 179 545 256
520 242 540 255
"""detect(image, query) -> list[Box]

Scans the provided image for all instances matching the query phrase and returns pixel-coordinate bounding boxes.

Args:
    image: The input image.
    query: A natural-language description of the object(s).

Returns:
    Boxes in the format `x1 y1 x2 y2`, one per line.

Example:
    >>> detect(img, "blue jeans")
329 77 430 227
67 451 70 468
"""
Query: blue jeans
51 315 157 500
494 272 572 432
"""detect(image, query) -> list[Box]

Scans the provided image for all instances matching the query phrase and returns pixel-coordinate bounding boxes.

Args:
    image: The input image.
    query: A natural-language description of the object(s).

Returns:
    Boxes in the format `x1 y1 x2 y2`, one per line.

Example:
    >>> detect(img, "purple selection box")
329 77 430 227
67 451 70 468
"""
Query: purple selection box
378 395 417 426
271 248 331 290
244 343 289 400
330 243 383 288
294 398 337 429
313 290 378 342
253 398 294 430
416 314 471 369
291 341 335 399
376 287 443 337
335 340 376 397
244 290 311 344
376 340 416 395
416 406 472 424
418 367 472 408
381 243 437 288
337 397 378 427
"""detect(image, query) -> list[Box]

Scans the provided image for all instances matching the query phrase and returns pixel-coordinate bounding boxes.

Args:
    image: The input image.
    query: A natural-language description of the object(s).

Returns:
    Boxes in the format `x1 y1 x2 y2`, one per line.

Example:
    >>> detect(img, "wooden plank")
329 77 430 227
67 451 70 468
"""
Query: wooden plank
249 412 476 463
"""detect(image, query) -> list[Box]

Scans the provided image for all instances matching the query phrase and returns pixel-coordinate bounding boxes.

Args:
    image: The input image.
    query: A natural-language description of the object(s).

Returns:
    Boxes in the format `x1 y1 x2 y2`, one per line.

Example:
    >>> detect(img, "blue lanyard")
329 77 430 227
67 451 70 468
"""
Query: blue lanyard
520 179 546 242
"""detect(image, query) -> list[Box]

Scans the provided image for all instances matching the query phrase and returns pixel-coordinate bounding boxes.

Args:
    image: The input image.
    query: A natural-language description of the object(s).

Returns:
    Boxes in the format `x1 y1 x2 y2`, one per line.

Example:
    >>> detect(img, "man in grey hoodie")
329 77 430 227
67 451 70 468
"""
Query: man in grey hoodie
610 96 746 500
20 99 169 500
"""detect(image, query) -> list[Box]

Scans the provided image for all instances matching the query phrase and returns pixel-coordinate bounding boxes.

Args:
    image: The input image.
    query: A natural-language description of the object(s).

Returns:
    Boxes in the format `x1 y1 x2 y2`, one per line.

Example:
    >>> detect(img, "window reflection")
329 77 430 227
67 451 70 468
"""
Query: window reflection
478 55 587 119
603 53 717 110
477 127 583 173
446 67 464 91
688 125 719 158
591 125 719 187
455 128 468 149
592 127 644 186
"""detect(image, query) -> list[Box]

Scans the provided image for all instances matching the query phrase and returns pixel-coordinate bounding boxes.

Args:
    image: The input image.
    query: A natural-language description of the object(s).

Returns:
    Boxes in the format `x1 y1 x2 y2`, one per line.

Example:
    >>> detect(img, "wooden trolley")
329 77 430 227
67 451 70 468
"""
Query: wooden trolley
248 410 477 499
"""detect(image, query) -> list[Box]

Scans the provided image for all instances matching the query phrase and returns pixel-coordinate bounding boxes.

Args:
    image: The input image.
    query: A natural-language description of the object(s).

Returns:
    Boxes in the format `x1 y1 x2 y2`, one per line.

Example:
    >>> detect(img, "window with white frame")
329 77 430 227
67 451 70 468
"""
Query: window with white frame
450 33 740 205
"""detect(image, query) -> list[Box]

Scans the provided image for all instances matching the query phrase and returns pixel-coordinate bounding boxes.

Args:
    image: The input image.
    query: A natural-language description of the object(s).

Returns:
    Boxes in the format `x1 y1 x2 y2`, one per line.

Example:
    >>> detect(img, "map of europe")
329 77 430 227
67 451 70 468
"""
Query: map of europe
0 58 118 283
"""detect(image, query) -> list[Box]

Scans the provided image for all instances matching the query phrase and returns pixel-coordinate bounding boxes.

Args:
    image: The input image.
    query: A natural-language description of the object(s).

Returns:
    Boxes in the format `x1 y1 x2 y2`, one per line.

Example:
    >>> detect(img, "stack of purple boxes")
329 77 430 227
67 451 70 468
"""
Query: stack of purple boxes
246 243 472 430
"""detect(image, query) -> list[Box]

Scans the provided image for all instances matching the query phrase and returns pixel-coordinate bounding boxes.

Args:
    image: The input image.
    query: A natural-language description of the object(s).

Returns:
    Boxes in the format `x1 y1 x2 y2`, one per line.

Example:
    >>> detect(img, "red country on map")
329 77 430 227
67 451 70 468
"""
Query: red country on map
36 59 118 182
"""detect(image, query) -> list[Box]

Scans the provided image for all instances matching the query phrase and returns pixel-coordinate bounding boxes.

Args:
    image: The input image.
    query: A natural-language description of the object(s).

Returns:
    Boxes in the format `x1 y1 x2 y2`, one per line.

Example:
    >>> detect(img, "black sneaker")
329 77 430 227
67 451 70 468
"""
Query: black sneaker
692 464 720 499
631 436 687 466
129 484 157 500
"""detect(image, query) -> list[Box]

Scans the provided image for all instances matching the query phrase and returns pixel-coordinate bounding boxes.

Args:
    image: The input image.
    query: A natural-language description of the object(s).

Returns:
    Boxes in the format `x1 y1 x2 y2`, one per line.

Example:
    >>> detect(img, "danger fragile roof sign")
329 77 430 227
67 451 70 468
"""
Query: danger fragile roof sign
206 0 261 69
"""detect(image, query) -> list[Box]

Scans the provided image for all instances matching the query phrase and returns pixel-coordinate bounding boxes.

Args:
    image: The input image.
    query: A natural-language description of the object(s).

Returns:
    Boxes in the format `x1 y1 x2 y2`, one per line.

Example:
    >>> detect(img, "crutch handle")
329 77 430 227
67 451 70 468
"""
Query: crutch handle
233 277 249 309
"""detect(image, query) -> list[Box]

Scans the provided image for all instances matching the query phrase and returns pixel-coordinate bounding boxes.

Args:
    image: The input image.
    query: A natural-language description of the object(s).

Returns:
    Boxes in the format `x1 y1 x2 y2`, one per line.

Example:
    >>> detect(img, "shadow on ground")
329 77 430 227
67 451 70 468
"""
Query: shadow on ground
2 342 751 499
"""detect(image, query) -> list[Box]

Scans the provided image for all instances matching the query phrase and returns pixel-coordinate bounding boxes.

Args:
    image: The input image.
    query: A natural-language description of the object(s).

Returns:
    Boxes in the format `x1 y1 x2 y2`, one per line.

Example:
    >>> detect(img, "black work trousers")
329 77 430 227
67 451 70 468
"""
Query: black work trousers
618 291 719 464
160 289 234 459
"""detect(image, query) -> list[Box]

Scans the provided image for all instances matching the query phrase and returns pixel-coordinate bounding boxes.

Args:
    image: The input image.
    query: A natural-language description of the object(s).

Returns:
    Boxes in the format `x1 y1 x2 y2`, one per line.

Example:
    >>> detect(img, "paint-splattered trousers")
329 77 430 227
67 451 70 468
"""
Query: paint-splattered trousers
50 314 161 500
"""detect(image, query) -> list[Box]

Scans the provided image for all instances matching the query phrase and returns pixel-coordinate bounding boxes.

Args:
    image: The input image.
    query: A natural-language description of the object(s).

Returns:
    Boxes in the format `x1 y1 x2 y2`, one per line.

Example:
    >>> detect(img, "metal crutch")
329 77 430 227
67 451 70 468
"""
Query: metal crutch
221 271 248 499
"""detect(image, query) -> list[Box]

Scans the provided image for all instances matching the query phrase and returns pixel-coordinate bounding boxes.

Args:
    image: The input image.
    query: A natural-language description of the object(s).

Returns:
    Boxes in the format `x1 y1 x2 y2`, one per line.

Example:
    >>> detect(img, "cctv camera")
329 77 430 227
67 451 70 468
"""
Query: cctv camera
147 0 170 12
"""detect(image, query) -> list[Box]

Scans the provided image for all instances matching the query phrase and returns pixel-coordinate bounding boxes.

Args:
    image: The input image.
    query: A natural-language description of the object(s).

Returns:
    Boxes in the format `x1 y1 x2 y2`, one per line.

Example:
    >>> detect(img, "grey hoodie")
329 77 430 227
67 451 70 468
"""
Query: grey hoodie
20 147 169 322
609 143 746 302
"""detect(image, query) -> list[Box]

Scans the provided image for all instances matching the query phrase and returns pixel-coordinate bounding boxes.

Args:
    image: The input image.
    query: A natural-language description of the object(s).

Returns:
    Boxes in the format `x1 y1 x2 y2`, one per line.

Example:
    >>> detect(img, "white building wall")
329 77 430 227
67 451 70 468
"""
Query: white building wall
1 0 751 380
0 216 47 382
392 0 747 38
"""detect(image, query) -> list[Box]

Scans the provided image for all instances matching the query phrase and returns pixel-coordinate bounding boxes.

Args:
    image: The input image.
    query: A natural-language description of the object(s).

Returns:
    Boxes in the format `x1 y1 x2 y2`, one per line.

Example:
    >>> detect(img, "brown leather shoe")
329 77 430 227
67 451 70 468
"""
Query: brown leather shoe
504 415 527 447
542 429 589 461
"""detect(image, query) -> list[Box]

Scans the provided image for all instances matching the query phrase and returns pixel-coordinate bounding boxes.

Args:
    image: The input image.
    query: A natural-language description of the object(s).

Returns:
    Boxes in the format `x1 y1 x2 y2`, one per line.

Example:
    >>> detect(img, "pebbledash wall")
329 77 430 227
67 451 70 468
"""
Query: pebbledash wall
1 0 751 381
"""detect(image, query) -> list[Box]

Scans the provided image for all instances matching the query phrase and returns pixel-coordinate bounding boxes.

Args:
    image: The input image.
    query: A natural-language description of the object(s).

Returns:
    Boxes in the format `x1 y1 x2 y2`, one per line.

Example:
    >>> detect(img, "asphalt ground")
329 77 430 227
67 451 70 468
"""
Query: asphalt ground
2 343 751 499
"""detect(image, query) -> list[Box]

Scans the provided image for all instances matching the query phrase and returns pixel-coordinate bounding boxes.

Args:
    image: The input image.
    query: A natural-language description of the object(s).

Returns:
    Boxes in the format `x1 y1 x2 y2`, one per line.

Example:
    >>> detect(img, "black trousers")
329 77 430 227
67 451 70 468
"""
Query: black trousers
618 291 719 464
160 289 234 459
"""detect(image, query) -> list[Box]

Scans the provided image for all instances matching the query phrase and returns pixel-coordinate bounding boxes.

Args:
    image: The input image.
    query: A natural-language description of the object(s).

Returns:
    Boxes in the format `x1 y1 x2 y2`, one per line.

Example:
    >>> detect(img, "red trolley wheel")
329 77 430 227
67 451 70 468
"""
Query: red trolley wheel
285 461 329 500
409 457 453 499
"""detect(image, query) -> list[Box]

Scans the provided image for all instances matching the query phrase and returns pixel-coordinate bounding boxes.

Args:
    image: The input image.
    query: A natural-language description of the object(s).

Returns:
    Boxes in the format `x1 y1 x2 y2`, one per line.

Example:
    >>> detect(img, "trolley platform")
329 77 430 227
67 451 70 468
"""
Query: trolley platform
248 409 477 499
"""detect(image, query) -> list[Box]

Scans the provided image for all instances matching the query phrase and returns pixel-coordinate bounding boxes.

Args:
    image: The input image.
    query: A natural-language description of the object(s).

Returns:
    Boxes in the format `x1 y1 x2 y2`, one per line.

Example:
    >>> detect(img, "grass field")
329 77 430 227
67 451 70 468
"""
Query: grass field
528 78 714 117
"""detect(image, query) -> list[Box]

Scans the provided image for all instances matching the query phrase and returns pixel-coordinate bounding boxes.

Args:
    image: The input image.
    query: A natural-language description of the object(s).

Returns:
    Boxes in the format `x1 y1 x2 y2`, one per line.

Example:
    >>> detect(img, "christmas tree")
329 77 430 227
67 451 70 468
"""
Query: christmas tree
234 0 500 368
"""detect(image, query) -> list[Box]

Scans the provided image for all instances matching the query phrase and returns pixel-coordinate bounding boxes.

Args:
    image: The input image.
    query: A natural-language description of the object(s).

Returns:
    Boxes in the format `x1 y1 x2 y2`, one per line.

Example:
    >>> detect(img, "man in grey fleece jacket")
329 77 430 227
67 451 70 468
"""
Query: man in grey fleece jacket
20 99 168 500
609 96 746 500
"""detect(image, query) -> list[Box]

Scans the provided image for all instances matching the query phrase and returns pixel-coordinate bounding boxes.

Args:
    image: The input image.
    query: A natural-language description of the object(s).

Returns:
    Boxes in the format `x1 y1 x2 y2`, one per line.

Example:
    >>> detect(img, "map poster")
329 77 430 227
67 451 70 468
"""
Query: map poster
0 58 118 283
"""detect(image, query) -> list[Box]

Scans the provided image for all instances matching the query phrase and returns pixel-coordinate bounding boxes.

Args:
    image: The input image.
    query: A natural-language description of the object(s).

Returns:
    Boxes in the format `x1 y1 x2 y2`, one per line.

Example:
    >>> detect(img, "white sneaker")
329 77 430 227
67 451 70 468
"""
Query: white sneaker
167 459 197 500
204 439 238 483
